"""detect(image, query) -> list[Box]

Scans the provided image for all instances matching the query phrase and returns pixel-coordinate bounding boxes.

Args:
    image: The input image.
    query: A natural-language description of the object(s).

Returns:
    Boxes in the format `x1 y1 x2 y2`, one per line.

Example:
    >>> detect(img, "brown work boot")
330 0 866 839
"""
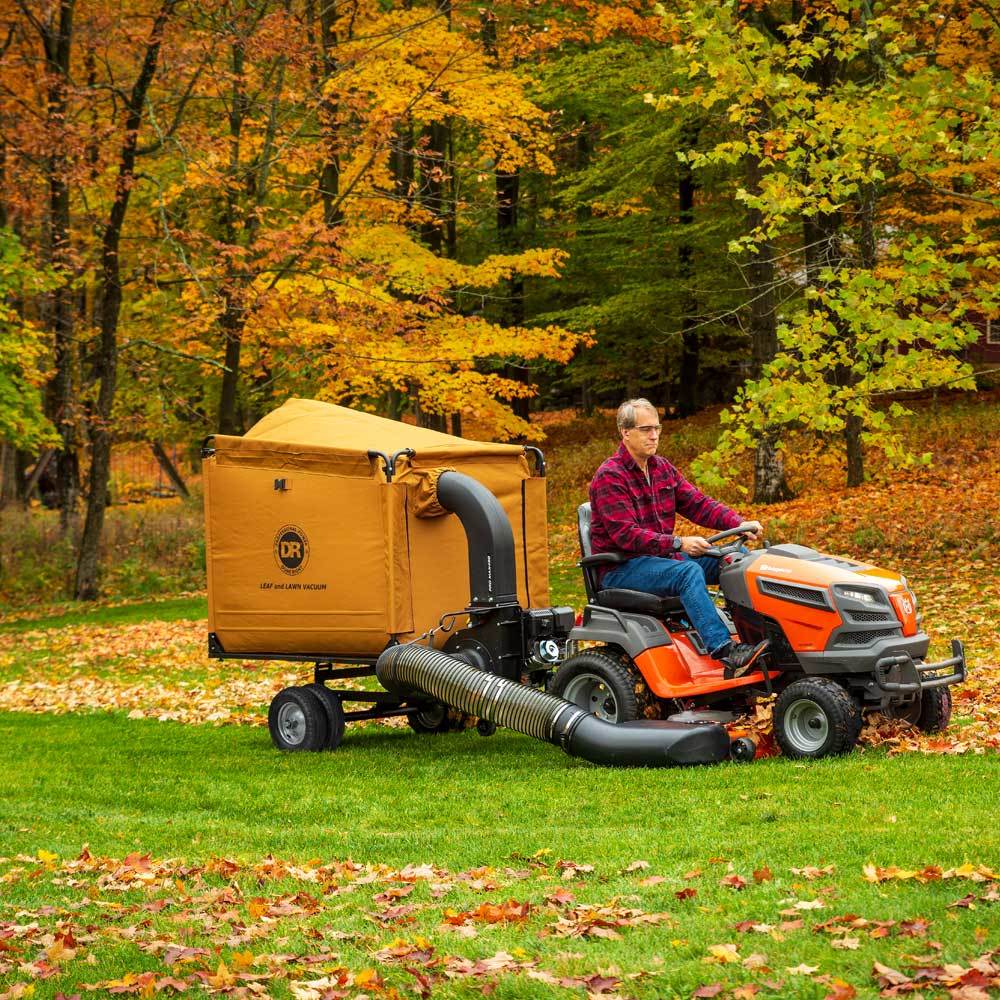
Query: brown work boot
718 640 770 679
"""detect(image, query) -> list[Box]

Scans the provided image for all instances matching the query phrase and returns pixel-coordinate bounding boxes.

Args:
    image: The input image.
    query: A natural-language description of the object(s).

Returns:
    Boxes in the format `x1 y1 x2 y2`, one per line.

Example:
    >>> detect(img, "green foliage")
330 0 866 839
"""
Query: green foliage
692 238 983 489
654 2 1000 486
0 230 58 450
524 39 751 408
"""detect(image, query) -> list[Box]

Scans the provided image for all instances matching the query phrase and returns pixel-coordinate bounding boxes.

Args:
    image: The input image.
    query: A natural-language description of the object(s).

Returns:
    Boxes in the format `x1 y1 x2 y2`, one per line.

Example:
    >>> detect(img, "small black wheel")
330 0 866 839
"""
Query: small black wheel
407 700 454 734
774 677 862 759
893 687 953 733
305 683 346 750
730 737 756 762
476 718 498 737
268 686 328 752
549 647 657 723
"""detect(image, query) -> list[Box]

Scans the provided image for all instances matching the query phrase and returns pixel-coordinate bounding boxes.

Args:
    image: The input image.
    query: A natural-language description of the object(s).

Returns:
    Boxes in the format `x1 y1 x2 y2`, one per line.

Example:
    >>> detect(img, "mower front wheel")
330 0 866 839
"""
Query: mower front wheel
549 647 657 724
269 686 328 752
893 687 953 734
774 677 862 760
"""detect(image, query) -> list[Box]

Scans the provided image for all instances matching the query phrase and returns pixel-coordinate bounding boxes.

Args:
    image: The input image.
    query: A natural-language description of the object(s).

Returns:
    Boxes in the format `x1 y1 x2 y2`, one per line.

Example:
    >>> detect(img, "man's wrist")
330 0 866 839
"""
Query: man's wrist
671 536 683 552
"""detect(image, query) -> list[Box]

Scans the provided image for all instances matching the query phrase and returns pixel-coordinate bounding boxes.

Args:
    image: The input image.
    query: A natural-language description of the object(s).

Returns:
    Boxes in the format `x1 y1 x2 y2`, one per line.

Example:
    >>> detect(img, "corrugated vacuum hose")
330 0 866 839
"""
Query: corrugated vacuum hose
376 642 732 767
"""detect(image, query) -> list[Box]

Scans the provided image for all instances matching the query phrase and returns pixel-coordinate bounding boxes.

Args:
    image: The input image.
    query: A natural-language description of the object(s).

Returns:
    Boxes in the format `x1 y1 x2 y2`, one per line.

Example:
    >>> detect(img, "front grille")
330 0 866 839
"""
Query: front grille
758 579 829 608
845 609 894 623
835 628 900 646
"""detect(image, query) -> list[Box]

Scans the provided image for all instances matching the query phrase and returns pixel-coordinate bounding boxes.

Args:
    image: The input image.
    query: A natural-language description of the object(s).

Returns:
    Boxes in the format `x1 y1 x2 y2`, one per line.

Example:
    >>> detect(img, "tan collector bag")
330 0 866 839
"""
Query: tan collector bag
203 399 550 658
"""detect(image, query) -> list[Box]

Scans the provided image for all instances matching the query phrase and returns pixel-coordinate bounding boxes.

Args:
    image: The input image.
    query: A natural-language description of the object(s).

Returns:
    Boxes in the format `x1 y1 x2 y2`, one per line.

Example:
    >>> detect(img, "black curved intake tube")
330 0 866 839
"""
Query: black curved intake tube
376 643 731 768
436 471 518 607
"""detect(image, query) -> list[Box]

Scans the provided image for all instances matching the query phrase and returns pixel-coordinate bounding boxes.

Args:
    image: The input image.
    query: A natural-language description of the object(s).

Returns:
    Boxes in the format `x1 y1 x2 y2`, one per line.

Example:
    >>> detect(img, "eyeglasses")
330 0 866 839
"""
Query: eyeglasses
631 425 661 435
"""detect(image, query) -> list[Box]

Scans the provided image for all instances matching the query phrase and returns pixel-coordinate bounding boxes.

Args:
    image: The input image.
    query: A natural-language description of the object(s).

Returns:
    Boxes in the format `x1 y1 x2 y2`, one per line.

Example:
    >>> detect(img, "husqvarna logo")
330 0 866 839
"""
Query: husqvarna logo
898 595 913 616
274 525 309 575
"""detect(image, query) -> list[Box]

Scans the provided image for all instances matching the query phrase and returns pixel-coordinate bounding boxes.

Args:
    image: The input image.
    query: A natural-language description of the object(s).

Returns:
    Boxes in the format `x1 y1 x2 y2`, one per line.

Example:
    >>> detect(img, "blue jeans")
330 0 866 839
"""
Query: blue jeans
602 554 733 654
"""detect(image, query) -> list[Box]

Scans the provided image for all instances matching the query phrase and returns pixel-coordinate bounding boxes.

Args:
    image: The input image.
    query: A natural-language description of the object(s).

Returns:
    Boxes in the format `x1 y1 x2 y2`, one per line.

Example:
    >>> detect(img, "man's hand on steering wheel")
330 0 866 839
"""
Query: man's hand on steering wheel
678 536 713 557
741 520 764 542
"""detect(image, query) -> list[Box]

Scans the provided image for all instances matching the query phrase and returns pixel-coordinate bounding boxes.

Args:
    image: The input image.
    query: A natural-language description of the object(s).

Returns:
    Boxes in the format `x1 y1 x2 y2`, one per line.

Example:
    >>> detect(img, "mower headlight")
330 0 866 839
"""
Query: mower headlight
834 586 886 606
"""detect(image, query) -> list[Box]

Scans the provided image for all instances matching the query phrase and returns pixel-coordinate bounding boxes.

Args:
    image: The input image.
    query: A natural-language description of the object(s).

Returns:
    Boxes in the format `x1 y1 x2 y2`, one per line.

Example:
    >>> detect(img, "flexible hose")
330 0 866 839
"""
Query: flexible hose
376 643 730 768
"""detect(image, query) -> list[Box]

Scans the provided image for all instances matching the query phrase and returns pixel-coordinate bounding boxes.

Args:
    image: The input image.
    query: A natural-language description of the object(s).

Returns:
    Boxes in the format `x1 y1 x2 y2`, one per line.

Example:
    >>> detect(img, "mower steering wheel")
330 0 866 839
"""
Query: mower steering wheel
702 523 756 559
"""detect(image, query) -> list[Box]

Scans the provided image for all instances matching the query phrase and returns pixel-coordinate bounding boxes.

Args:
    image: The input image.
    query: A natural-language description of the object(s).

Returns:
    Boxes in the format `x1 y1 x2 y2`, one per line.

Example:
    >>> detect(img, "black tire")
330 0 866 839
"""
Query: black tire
730 737 756 762
894 687 953 733
774 677 862 760
407 699 455 734
305 683 346 750
268 686 328 752
549 647 657 724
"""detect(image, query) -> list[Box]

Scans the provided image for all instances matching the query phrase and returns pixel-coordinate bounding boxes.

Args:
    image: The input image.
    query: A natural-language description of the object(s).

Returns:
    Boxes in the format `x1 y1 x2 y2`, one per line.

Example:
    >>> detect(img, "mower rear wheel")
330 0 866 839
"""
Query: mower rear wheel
894 687 953 733
305 683 346 750
269 686 328 752
550 648 657 724
774 677 862 759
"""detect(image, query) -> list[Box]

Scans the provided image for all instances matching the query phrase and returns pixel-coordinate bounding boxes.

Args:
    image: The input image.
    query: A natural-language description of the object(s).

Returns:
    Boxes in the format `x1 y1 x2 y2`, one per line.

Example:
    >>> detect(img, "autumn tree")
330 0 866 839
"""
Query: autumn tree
130 0 587 444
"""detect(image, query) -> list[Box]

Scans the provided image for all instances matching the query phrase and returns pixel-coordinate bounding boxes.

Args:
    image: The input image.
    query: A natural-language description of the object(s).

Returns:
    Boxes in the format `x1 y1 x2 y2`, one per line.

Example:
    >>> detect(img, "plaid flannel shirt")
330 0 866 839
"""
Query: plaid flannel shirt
589 443 743 582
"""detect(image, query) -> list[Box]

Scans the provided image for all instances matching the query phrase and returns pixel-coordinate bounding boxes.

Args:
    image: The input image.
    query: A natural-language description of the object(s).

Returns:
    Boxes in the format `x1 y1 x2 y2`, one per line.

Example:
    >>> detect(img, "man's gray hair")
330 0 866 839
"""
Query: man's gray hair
616 398 658 433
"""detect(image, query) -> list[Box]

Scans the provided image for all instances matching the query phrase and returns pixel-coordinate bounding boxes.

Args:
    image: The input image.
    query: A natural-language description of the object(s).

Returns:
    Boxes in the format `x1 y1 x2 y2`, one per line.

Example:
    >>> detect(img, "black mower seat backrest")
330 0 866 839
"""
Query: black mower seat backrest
577 502 685 617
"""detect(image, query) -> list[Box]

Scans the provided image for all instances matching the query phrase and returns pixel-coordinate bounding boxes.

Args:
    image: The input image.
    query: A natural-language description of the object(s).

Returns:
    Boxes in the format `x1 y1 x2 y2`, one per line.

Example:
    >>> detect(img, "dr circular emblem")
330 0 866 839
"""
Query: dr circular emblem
274 525 310 575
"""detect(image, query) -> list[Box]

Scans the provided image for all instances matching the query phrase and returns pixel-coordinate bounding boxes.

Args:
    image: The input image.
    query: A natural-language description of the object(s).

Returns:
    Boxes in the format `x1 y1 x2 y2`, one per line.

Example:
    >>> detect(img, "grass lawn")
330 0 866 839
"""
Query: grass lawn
2 707 999 999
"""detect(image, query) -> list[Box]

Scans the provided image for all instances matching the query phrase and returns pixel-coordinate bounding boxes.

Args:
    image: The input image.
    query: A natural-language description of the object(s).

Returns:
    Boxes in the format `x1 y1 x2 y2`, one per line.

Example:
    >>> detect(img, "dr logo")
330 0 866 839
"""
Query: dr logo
274 525 310 575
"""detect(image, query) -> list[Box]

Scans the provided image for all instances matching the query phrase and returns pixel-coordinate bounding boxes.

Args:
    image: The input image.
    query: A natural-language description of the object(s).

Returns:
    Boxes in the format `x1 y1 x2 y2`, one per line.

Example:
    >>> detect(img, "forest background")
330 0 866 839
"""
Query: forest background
1 0 999 602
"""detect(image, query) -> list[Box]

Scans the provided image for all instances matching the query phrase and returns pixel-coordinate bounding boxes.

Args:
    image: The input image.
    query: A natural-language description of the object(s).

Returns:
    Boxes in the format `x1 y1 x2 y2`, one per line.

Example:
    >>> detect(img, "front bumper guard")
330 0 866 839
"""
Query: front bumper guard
874 639 966 694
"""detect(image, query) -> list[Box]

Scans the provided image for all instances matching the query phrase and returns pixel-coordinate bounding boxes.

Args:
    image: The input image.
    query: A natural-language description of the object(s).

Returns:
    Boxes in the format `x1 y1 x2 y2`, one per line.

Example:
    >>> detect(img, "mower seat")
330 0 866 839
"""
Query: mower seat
577 503 685 617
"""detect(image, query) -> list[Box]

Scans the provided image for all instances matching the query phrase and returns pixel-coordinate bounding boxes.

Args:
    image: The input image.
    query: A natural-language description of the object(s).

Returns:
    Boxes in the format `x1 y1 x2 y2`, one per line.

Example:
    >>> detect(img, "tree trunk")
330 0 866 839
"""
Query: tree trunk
216 31 250 436
75 0 177 600
746 143 793 503
0 441 17 506
315 0 341 226
482 6 528 422
676 121 700 418
419 119 449 255
34 0 79 532
844 411 864 488
217 293 245 436
150 441 189 498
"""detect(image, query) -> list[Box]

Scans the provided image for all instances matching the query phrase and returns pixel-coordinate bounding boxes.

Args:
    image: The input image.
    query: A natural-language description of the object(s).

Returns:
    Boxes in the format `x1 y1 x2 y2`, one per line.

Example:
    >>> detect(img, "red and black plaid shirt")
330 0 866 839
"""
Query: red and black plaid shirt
589 443 743 580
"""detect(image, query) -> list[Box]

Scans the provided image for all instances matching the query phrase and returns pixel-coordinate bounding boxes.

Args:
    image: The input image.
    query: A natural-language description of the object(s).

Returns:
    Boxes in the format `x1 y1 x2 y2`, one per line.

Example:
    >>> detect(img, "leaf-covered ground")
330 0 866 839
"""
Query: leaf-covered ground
2 836 1000 1000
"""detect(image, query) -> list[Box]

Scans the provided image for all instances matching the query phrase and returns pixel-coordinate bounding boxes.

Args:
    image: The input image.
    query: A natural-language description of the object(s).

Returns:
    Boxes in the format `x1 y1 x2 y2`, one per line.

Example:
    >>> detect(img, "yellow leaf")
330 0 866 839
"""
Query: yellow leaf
707 943 741 964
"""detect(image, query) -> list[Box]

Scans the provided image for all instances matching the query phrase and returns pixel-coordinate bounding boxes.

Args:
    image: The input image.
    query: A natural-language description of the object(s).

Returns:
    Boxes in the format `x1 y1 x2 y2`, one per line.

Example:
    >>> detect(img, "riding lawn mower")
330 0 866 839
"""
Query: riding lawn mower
202 399 966 767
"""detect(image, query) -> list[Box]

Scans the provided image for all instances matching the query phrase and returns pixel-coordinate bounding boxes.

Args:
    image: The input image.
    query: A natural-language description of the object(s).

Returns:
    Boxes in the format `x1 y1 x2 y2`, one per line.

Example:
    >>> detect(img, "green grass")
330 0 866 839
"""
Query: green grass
0 714 1000 997
0 594 207 634
2 711 999 998
3 712 998 865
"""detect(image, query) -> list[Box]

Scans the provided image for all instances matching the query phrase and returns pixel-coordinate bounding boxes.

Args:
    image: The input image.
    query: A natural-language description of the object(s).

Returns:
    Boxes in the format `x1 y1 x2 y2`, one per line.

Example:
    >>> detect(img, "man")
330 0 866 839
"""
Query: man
589 398 769 678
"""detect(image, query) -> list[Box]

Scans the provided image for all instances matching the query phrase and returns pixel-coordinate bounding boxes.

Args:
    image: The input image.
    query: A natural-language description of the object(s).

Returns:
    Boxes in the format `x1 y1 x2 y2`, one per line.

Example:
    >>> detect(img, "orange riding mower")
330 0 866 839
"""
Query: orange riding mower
550 504 967 760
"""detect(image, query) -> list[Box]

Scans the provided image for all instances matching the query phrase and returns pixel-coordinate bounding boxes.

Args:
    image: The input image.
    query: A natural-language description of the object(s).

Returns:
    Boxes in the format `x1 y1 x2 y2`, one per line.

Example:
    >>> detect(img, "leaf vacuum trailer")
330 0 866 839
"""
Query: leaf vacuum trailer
202 399 737 767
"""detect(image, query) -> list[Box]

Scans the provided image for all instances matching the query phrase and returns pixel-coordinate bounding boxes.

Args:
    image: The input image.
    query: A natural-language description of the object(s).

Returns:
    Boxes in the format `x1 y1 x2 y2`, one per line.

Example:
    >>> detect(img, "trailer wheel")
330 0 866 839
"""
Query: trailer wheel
549 647 655 724
407 700 454 734
268 687 328 752
774 677 861 760
305 683 346 750
894 687 953 734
